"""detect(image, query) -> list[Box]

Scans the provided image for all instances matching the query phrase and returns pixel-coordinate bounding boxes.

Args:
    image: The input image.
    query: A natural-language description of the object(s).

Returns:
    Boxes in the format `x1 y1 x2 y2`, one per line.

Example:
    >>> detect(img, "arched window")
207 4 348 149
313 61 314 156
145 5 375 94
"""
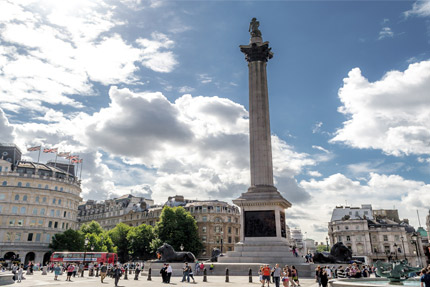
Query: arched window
40 208 45 215
14 195 19 201
35 196 39 202
44 185 48 189
2 181 6 186
38 184 42 188
54 186 58 191
58 199 61 205
20 207 26 214
25 183 30 187
60 187 63 191
23 195 27 201
42 197 46 202
17 182 22 187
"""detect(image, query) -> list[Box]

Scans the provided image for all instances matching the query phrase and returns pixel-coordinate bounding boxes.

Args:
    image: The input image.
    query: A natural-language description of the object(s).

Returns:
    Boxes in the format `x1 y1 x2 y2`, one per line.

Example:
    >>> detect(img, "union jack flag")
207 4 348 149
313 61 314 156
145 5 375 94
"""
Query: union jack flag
43 148 58 153
72 158 83 163
57 152 70 157
66 155 79 160
27 146 41 152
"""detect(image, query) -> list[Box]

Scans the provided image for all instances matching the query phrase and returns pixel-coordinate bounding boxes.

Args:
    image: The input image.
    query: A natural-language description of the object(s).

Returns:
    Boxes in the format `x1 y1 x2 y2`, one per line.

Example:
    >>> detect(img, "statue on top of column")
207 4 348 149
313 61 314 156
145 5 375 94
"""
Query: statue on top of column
249 18 262 38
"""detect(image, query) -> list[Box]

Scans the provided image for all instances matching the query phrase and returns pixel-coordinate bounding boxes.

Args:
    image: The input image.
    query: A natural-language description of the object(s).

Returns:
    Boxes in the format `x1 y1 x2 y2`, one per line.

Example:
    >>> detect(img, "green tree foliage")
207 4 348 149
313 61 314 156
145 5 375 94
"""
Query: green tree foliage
154 206 203 257
108 223 131 262
49 229 84 251
316 244 329 252
80 221 104 235
127 224 155 260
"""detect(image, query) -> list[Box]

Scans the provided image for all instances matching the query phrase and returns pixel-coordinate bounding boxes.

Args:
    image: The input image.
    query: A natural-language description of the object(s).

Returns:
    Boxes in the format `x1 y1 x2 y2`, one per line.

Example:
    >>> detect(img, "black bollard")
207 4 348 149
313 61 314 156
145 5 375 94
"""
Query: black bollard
124 268 128 280
249 268 252 283
225 268 229 283
129 268 132 274
96 267 99 277
203 268 207 282
147 268 152 281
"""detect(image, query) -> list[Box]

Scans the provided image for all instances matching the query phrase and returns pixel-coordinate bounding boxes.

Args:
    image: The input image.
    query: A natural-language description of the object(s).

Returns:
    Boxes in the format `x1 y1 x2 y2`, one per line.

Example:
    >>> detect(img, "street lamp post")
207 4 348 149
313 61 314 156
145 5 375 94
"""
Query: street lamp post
220 231 224 254
90 245 94 276
411 233 421 267
81 237 89 277
400 236 407 260
393 243 398 260
326 236 329 252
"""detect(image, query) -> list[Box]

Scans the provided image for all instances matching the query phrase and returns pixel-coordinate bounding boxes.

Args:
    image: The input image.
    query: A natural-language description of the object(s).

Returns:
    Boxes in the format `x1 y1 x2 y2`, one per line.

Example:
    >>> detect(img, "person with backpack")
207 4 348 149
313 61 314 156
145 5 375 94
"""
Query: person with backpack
113 264 122 287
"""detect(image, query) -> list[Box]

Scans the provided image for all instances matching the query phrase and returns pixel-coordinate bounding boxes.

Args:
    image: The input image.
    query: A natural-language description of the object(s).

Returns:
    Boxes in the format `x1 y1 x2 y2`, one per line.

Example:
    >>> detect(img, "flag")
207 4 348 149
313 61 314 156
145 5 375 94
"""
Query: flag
72 158 83 163
57 152 70 157
66 155 79 160
43 148 58 153
27 146 41 152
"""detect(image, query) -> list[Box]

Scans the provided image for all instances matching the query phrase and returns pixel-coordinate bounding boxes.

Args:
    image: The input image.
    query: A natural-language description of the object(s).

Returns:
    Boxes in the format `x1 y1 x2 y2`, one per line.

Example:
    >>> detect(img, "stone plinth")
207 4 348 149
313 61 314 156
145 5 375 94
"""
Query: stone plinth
0 274 14 285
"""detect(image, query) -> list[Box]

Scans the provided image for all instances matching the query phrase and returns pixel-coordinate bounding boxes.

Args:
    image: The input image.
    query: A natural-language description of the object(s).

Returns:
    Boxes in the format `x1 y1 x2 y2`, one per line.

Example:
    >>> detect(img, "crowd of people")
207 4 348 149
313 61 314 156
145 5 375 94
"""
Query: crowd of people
258 264 301 287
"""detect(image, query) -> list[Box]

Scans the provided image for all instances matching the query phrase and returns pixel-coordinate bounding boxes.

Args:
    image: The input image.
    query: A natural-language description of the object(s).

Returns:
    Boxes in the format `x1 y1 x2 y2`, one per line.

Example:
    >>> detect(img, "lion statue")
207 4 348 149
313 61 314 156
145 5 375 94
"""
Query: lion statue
156 243 196 263
210 248 222 262
313 242 353 263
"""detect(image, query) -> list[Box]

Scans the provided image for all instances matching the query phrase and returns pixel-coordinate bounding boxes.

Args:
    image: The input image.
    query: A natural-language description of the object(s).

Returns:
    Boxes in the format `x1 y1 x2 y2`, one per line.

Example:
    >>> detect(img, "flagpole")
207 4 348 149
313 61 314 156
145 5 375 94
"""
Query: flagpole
80 159 83 181
37 147 41 163
54 152 58 168
66 156 71 180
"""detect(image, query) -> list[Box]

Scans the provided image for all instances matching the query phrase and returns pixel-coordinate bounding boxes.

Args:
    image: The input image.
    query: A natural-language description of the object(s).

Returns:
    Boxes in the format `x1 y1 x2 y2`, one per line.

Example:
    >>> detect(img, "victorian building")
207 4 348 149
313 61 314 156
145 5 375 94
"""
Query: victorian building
328 204 426 266
77 194 154 230
0 144 82 265
122 195 241 259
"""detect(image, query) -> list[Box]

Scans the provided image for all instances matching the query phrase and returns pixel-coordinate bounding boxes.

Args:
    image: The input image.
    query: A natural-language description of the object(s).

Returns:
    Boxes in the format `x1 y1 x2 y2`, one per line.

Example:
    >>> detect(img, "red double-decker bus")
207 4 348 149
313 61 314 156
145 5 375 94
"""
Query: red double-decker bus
50 252 118 265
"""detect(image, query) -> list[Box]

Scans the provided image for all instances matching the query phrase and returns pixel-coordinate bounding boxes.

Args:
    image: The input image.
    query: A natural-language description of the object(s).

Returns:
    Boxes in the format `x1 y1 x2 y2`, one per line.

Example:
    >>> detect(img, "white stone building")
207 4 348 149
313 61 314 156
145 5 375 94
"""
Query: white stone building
0 145 82 265
328 204 426 266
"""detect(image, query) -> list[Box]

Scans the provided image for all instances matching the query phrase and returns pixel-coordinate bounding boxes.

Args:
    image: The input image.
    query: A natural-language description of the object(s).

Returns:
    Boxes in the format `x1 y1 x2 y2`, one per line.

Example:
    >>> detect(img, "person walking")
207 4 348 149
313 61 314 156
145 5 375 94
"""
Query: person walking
54 264 61 280
291 266 301 287
17 265 23 283
262 264 271 287
113 265 122 287
272 264 281 287
166 264 172 283
181 262 190 282
315 265 322 287
160 264 167 283
100 263 108 283
134 263 140 280
421 268 430 287
66 264 74 281
188 265 196 283
321 267 329 287
281 267 289 287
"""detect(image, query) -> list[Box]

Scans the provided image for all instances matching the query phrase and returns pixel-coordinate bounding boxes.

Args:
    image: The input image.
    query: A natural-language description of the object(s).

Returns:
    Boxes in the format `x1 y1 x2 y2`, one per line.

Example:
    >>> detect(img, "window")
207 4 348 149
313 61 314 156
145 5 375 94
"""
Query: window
215 226 221 233
46 234 51 243
202 236 207 242
338 236 342 242
54 222 58 228
2 181 6 186
202 207 207 213
35 233 41 242
228 236 232 243
54 186 58 191
53 198 56 204
235 228 239 235
48 221 52 228
38 184 42 188
383 235 388 241
17 182 22 187
15 233 21 242
56 210 60 217
228 217 231 223
0 205 2 213
42 197 46 203
14 194 19 201
345 226 349 230
66 223 69 229
9 219 15 226
12 206 18 214
23 195 27 201
0 194 4 200
20 207 26 214
63 211 67 217
346 236 351 241
25 183 30 187
202 226 206 233
58 199 61 205
60 187 63 191
38 220 43 226
395 235 400 241
364 211 369 215
32 208 38 215
30 219 36 226
202 216 207 222
216 206 221 212
44 185 48 189
50 209 54 217
62 222 65 229
18 219 23 226
35 196 39 202
40 208 45 215
228 227 232 234
28 233 33 241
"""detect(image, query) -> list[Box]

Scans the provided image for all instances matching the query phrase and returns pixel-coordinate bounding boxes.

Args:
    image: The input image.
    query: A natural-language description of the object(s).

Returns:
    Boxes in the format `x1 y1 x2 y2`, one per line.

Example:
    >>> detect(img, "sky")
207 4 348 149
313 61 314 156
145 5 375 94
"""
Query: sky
1 0 430 242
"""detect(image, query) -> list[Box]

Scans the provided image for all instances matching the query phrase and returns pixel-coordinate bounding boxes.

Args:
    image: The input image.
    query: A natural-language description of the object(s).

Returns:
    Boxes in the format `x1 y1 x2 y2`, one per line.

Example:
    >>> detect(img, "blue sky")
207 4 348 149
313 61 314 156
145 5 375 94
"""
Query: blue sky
1 0 430 241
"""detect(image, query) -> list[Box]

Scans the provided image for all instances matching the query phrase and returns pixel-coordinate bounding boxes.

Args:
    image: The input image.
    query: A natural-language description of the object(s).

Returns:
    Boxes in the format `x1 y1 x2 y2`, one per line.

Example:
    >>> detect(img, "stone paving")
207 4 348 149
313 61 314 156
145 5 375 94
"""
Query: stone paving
9 271 319 287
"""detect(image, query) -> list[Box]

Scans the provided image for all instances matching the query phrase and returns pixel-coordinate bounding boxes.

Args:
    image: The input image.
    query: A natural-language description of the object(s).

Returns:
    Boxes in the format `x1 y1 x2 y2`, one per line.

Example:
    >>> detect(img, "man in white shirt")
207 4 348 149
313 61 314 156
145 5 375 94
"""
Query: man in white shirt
166 264 173 283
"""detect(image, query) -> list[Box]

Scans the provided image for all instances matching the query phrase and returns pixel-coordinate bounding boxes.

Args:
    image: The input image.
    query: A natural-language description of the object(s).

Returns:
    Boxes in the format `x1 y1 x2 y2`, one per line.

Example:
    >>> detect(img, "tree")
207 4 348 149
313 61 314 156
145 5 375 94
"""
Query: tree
316 244 328 252
49 229 84 251
108 223 131 263
154 206 203 257
127 224 155 260
80 221 104 235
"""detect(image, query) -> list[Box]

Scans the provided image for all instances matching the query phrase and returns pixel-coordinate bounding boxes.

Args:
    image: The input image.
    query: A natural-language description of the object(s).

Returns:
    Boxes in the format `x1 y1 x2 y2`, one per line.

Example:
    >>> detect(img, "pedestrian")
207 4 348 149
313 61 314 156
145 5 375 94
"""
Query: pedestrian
200 262 204 274
315 265 322 287
100 263 108 283
11 263 17 281
272 264 281 287
160 264 167 283
181 262 190 282
209 263 214 274
134 263 140 280
17 264 23 283
188 265 196 283
262 264 271 287
287 265 297 287
195 261 200 275
166 264 172 283
72 263 77 277
66 264 74 281
421 268 430 287
282 267 289 287
54 263 61 280
259 266 264 286
113 264 122 287
321 267 329 287
337 266 346 279
292 266 301 287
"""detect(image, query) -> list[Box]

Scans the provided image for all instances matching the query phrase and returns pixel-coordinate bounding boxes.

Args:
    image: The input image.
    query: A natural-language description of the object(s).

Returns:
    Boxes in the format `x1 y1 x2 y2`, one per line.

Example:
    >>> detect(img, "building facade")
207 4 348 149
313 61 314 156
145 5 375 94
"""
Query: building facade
0 145 82 265
121 195 241 259
77 195 154 230
328 204 426 266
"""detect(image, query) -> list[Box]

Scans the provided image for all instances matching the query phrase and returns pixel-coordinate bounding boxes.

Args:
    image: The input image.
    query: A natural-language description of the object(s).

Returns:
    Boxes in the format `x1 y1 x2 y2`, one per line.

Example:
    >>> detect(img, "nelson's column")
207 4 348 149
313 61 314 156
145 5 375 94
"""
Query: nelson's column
219 18 302 266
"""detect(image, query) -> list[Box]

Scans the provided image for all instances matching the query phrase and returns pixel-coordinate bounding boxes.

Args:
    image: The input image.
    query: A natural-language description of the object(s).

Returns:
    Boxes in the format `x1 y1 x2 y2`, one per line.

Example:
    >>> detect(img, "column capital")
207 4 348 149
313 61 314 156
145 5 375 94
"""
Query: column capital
240 41 273 62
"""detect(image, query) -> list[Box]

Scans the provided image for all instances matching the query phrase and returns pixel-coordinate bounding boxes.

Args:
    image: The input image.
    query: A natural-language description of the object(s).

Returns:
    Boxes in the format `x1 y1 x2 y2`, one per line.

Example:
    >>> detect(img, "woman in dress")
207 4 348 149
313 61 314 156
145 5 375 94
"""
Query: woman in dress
54 263 61 280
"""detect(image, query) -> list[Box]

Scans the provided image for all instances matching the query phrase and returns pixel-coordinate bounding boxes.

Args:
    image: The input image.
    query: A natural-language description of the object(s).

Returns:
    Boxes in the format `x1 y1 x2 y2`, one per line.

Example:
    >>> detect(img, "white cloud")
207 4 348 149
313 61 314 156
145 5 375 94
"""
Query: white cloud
0 1 177 114
331 61 430 156
307 170 322 177
178 86 195 93
312 145 329 154
405 0 430 17
0 108 15 143
378 27 394 40
198 74 213 84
